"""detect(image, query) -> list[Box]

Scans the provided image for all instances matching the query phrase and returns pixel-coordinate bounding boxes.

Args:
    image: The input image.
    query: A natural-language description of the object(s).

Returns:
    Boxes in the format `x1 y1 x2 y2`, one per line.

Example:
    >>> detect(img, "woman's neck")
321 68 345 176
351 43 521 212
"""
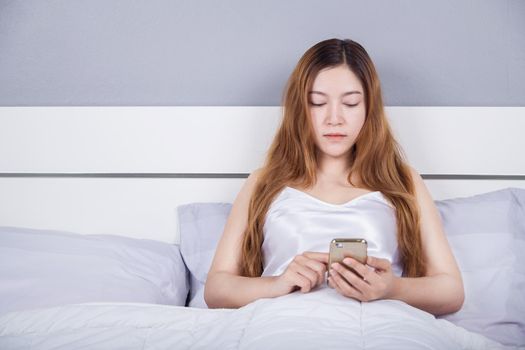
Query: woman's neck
316 156 352 186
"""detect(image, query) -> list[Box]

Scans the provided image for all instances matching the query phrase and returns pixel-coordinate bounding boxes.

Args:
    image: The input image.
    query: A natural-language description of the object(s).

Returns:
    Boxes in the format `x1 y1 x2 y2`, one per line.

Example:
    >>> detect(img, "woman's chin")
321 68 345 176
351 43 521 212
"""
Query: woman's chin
319 149 352 159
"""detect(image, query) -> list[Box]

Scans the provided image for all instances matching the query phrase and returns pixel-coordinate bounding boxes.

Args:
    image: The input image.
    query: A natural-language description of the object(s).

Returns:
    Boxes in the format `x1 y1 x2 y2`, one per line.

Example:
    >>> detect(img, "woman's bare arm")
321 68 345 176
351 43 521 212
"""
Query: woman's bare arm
204 169 275 308
388 166 465 315
204 169 329 309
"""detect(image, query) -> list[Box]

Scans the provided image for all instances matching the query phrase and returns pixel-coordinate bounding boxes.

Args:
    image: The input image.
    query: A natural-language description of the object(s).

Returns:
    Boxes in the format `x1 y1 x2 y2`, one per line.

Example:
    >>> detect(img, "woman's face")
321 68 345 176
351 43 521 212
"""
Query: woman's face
308 64 366 160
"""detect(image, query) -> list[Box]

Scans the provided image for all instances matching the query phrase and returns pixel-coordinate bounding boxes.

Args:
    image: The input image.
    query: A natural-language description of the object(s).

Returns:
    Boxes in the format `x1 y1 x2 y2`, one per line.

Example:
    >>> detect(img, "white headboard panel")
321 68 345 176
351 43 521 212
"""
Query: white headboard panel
1 106 524 175
1 107 524 243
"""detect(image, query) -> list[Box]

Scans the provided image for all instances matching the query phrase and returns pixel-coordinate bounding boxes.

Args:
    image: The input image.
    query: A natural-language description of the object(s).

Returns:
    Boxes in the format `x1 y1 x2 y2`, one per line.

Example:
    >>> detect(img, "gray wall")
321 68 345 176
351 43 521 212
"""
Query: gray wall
0 0 523 106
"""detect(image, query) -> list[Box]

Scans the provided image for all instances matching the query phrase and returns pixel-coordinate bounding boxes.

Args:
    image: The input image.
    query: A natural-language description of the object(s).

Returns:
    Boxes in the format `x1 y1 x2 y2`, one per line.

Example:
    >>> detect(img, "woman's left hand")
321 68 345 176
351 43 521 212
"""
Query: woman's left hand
328 256 398 302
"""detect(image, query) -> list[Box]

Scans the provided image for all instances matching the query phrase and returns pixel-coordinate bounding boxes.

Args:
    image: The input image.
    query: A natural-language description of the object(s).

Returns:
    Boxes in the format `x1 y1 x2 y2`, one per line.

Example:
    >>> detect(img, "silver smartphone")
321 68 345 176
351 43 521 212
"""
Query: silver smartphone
328 238 367 281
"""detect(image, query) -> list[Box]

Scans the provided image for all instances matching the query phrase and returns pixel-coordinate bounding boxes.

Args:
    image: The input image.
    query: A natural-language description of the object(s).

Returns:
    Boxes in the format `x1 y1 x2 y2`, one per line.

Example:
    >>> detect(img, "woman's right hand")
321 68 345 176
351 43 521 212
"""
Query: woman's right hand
270 252 329 296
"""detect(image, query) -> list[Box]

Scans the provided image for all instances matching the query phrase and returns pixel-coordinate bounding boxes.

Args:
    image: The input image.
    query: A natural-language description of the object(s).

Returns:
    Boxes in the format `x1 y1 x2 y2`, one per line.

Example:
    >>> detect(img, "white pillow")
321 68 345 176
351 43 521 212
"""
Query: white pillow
435 188 525 347
0 226 189 316
178 202 231 308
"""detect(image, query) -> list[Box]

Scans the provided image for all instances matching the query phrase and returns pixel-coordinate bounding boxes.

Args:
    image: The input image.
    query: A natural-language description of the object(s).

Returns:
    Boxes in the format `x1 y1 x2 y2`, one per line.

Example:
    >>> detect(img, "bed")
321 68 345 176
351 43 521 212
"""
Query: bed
0 106 524 349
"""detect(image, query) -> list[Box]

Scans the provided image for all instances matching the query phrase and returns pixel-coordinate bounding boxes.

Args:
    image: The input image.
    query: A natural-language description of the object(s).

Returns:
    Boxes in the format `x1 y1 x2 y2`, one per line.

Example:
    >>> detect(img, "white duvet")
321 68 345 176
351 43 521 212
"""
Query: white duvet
0 287 512 350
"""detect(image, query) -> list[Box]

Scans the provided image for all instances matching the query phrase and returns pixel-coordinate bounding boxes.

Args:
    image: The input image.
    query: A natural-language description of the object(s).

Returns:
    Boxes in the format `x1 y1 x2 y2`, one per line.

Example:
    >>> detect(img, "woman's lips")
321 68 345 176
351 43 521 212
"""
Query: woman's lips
324 134 347 141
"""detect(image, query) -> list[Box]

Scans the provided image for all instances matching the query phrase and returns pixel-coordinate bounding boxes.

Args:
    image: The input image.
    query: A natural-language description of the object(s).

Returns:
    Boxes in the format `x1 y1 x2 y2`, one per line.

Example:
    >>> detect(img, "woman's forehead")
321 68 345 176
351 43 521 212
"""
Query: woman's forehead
311 66 363 93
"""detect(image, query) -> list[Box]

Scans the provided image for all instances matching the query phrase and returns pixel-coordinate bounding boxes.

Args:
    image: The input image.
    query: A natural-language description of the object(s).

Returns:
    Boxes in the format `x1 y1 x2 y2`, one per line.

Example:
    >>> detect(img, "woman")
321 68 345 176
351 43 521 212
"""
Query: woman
204 38 464 316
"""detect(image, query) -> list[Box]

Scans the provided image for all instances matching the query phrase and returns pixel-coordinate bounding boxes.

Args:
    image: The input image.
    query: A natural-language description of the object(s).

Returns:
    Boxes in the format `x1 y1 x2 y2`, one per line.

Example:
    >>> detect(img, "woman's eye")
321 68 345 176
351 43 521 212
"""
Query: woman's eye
309 102 358 107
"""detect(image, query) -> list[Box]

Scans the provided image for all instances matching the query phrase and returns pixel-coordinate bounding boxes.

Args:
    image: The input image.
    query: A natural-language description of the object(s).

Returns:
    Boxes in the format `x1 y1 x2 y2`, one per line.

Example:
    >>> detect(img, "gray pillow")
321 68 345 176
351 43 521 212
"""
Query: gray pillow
0 226 189 316
178 202 232 308
435 187 525 347
177 188 524 348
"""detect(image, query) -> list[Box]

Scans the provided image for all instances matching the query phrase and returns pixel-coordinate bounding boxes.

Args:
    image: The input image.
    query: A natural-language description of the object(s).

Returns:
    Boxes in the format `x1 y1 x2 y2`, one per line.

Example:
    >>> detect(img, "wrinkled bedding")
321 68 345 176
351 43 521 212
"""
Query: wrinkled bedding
0 287 512 350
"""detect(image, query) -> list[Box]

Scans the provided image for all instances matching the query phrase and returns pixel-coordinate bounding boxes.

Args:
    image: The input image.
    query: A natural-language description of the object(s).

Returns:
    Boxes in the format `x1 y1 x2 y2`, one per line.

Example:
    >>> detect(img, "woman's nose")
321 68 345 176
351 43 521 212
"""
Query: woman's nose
326 105 343 125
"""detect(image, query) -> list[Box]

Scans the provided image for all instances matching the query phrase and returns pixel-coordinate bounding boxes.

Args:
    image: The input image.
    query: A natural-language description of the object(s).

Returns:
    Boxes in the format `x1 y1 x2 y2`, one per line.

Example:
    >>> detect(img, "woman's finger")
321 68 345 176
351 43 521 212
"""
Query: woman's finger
292 259 322 289
302 251 329 264
297 254 327 286
366 256 391 271
329 269 361 298
303 258 327 286
341 258 370 279
292 272 312 293
334 263 371 291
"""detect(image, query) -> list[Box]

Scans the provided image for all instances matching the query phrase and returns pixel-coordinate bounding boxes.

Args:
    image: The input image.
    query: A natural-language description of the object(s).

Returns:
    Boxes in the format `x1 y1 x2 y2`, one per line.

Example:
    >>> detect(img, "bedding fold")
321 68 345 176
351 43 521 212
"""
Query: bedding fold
0 286 512 350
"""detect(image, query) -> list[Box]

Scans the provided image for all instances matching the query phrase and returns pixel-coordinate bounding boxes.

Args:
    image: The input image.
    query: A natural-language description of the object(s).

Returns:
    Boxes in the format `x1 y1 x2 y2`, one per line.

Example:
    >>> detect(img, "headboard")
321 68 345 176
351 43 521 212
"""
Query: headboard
0 106 524 243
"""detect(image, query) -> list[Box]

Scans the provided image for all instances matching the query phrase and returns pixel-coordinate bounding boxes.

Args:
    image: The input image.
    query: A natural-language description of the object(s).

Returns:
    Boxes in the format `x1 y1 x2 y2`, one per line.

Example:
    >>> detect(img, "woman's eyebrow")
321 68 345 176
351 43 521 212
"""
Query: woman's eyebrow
308 91 362 96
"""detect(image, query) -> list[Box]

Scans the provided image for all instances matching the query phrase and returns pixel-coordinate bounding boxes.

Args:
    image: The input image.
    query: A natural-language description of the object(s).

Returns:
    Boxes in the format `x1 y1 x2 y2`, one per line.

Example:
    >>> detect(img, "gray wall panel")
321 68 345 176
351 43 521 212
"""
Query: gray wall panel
0 0 523 106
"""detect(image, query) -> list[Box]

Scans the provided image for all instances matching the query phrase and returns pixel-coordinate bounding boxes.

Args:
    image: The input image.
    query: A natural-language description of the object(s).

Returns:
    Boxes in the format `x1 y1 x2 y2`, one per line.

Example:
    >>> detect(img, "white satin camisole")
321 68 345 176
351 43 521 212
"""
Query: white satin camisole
261 186 403 277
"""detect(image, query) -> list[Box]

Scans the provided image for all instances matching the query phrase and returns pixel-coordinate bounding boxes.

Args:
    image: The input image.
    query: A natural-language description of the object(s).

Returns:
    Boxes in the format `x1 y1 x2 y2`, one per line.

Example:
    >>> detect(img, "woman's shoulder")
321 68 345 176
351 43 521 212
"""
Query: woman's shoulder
246 167 264 185
406 165 426 192
407 165 421 180
238 168 264 198
250 167 264 178
405 165 440 214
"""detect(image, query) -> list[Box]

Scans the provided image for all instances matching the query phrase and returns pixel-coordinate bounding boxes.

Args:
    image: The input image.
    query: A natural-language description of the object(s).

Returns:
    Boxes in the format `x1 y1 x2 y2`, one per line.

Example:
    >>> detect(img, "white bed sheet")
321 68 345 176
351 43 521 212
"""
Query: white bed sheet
0 286 511 350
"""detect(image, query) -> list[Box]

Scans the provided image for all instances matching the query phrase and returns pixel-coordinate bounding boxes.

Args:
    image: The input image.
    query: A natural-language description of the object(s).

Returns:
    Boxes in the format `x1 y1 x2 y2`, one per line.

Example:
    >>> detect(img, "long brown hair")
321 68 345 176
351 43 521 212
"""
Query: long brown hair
240 38 426 278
